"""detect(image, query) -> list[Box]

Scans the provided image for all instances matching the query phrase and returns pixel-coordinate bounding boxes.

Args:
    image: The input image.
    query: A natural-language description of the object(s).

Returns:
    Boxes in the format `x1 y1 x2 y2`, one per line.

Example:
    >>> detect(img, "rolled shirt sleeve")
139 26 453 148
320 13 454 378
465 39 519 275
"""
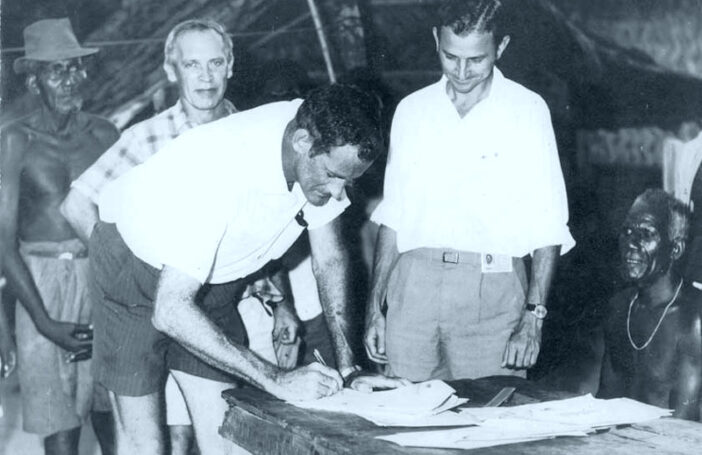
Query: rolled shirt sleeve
71 127 141 203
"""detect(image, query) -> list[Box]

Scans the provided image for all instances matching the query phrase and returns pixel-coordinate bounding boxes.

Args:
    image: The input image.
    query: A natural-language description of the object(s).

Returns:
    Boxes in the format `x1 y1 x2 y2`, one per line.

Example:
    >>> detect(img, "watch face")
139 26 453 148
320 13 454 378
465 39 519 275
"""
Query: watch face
532 305 548 319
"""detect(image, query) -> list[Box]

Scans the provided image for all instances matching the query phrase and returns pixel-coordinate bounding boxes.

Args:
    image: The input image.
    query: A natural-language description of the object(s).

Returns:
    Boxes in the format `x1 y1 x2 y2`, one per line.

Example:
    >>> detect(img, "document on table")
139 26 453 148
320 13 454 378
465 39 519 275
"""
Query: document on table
289 380 472 426
457 393 673 428
378 394 673 450
378 418 591 450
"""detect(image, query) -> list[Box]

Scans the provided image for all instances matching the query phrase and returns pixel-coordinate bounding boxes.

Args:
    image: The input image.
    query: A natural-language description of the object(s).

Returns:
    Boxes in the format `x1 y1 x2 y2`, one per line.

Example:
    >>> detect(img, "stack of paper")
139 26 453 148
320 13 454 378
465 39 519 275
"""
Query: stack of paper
378 418 591 450
457 394 673 428
290 380 470 426
378 393 673 450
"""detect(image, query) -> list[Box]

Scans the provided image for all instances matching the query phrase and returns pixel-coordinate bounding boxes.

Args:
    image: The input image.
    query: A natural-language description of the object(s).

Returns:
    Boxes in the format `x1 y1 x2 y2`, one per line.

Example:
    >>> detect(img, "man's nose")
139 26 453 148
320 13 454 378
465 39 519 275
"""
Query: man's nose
200 66 214 81
62 70 86 88
625 232 642 248
63 72 80 86
458 60 470 79
328 180 345 201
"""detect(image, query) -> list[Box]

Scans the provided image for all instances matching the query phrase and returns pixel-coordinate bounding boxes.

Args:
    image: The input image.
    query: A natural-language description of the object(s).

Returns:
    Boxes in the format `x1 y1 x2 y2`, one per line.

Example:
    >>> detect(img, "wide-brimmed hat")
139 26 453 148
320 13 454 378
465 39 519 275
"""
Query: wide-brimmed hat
13 18 98 74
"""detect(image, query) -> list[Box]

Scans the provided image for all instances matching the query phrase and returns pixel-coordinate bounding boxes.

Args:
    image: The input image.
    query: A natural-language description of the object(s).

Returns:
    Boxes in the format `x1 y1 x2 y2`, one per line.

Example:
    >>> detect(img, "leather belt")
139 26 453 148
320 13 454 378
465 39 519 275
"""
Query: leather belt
24 250 88 260
442 251 460 264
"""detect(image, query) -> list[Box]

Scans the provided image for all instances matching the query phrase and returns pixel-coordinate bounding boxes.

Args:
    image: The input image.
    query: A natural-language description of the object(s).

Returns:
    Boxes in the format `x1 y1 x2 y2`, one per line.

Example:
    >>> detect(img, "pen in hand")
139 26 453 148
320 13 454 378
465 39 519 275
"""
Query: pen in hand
312 348 327 367
313 348 348 388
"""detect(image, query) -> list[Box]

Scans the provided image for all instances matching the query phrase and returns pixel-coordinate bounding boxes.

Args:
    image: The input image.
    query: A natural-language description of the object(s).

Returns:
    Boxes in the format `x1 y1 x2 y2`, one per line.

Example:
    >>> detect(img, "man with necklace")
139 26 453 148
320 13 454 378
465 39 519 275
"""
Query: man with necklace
599 188 702 420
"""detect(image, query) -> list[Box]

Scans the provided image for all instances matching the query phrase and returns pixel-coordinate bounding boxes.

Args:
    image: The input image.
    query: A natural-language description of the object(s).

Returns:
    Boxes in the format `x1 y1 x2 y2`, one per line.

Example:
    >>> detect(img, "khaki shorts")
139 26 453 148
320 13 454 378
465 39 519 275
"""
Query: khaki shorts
385 248 528 382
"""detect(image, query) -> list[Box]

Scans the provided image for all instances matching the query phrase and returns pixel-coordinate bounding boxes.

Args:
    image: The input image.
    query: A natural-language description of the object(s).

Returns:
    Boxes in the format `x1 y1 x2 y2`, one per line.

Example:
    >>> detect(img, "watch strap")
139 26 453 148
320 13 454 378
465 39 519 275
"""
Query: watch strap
340 365 362 381
526 303 548 319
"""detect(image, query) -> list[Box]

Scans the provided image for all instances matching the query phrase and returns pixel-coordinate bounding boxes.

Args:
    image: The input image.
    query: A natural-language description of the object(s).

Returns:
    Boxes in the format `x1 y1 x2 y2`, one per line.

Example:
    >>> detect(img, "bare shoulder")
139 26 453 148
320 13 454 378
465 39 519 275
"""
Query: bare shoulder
79 112 120 147
0 114 35 163
676 284 702 341
678 285 702 315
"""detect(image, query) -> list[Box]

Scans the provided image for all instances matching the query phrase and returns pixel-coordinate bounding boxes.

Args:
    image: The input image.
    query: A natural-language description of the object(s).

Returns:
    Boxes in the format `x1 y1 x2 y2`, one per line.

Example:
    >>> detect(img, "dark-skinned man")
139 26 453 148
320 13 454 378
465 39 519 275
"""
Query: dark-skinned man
0 18 117 455
599 189 702 421
365 0 574 381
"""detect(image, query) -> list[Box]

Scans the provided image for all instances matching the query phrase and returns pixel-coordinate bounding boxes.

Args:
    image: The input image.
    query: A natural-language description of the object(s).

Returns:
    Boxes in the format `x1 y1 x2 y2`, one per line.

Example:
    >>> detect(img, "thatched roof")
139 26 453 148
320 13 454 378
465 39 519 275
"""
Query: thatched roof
80 0 315 115
3 0 702 131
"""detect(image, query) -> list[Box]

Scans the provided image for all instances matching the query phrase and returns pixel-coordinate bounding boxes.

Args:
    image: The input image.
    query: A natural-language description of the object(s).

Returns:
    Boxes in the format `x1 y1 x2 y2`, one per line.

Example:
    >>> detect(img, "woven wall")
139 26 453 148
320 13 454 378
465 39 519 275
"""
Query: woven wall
560 0 702 169
575 0 702 77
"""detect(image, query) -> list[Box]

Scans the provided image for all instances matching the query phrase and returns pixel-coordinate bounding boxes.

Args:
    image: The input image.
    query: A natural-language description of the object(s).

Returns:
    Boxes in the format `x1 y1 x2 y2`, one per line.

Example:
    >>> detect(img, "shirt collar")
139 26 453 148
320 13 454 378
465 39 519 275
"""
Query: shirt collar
435 66 505 106
172 98 238 132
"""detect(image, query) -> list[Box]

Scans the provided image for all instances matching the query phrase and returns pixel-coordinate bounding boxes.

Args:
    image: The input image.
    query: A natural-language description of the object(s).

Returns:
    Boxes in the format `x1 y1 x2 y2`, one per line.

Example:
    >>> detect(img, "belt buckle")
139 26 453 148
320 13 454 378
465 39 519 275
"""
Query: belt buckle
442 251 459 264
57 252 75 260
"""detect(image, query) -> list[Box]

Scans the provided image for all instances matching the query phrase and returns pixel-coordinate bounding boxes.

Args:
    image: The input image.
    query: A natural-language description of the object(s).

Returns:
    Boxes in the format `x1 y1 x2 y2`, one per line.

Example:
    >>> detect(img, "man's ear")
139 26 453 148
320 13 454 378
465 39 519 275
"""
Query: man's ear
26 74 40 96
496 35 511 60
432 27 440 52
671 238 686 261
163 63 178 83
226 57 234 79
291 128 313 156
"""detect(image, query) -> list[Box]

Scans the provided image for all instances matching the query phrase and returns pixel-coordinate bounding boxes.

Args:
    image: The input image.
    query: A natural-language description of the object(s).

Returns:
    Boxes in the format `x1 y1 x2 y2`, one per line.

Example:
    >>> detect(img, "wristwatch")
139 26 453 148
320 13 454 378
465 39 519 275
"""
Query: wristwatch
340 365 362 382
525 303 548 319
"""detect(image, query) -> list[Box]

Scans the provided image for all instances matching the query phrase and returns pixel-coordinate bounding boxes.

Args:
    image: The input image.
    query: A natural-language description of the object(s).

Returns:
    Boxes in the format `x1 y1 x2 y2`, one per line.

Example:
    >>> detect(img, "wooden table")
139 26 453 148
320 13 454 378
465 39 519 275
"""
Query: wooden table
220 376 702 454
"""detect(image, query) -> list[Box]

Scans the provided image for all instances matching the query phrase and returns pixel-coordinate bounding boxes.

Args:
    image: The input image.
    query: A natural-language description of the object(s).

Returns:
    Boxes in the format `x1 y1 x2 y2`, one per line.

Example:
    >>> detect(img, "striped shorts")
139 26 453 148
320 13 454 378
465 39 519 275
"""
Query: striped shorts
89 221 247 396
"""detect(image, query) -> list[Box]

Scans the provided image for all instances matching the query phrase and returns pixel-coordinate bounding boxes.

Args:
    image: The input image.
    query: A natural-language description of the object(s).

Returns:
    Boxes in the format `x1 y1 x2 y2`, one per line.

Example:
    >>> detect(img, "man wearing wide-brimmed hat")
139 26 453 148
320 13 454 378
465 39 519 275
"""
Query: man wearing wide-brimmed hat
0 17 118 455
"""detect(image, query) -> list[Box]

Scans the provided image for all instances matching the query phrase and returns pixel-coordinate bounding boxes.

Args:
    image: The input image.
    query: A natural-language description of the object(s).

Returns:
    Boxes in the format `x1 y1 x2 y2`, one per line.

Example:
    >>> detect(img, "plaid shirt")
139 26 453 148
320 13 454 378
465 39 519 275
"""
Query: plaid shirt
72 99 237 202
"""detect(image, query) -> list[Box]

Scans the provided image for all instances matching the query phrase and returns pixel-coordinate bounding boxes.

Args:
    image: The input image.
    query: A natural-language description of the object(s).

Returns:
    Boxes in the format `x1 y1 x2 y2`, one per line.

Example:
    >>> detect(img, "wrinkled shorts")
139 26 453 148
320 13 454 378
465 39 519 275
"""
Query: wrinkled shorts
385 248 528 382
90 221 248 396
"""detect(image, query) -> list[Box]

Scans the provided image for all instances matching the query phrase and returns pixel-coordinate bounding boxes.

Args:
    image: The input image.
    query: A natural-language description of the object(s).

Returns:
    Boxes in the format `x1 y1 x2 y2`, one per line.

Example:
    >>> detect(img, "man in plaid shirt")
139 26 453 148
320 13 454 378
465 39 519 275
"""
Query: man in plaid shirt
62 18 237 244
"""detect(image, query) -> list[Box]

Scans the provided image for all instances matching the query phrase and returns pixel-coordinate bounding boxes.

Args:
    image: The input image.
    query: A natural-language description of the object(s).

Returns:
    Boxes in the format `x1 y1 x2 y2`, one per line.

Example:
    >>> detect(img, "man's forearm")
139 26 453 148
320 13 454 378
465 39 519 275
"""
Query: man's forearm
674 342 702 420
312 252 356 371
673 374 701 420
60 189 99 246
501 245 561 369
527 245 560 306
2 249 52 331
367 225 400 317
309 219 360 372
152 267 280 391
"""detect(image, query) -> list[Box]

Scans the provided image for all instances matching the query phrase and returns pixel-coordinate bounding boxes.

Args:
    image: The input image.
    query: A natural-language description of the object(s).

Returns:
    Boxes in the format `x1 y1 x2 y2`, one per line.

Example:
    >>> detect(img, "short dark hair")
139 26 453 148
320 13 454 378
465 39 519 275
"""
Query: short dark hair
295 84 383 162
436 0 506 43
634 189 690 243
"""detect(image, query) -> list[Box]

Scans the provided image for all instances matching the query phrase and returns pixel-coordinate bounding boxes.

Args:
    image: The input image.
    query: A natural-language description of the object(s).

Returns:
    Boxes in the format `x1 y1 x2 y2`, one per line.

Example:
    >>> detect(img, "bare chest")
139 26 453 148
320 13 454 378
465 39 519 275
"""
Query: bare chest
21 133 102 196
627 312 682 384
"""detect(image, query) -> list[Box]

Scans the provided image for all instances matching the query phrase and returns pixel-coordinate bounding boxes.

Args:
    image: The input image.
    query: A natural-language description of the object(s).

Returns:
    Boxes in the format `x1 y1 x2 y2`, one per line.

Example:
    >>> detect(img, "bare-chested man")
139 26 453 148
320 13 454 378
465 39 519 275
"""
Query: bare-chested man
599 188 702 420
0 18 118 453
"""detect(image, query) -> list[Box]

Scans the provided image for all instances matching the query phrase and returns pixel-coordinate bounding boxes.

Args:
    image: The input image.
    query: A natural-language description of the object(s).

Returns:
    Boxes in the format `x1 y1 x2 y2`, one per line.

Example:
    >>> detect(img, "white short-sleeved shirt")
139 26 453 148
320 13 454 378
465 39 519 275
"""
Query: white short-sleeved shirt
372 68 575 257
99 100 350 284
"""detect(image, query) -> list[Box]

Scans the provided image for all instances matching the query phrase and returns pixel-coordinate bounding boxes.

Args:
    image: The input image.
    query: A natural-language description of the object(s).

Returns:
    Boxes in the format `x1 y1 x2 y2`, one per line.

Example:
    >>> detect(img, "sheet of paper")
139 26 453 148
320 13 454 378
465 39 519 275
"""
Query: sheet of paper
377 394 672 450
458 394 672 428
290 380 469 426
378 418 590 450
